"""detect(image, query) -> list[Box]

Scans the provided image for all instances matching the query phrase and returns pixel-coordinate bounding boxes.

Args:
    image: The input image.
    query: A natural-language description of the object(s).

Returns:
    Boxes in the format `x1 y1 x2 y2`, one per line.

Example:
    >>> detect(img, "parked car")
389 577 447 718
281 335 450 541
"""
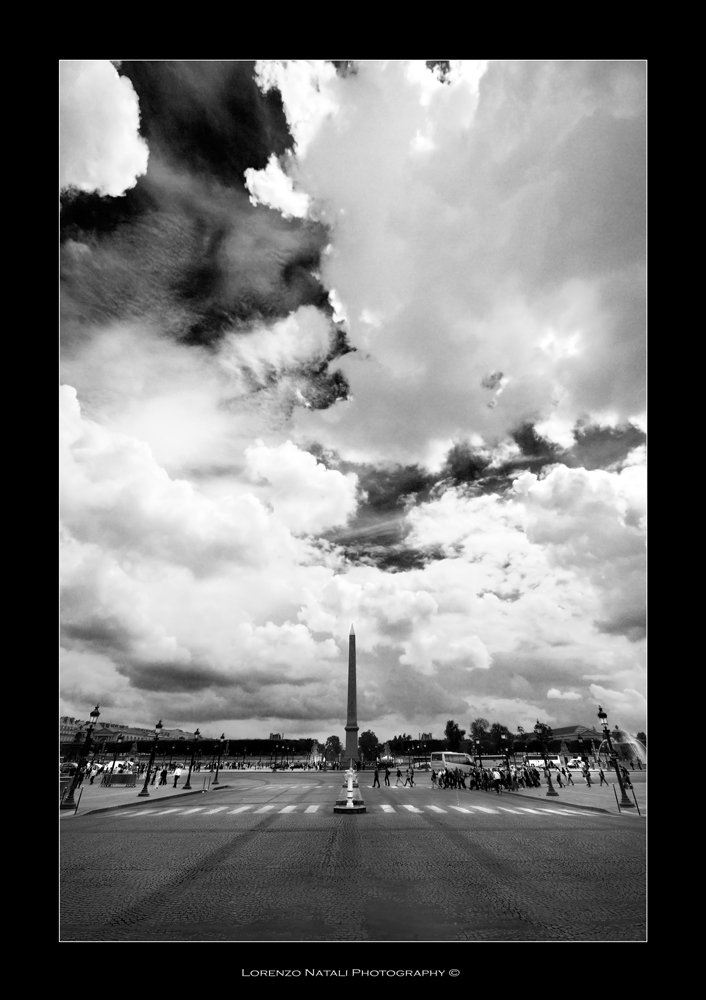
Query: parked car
289 763 305 769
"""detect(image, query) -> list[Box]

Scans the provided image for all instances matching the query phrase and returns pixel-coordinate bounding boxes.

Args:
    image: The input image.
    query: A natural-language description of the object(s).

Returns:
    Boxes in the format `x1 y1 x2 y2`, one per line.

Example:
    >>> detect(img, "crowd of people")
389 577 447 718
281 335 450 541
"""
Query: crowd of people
64 757 328 787
65 754 641 791
368 759 637 795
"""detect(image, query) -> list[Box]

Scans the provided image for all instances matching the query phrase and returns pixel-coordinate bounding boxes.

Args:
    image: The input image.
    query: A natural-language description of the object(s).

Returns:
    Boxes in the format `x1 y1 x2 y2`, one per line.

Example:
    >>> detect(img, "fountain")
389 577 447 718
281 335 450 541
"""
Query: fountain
598 728 646 766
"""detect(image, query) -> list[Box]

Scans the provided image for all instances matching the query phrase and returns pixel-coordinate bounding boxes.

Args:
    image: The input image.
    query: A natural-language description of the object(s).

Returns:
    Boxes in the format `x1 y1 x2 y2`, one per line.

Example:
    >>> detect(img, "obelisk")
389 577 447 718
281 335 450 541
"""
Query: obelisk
344 623 359 766
334 623 365 812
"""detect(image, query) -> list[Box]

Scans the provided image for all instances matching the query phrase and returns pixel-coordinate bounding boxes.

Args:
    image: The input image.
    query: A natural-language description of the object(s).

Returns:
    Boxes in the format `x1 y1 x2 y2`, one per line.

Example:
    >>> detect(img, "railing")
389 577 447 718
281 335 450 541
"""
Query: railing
100 773 137 787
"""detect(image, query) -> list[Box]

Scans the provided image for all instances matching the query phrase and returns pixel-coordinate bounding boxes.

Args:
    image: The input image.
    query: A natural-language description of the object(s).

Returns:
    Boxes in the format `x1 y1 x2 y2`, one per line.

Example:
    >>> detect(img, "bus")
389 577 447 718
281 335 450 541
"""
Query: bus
430 751 475 774
522 753 562 769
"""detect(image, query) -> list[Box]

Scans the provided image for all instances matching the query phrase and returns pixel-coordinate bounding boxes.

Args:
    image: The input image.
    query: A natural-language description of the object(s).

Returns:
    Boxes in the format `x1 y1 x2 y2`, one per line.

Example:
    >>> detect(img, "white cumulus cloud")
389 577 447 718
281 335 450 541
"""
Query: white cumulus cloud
60 60 149 197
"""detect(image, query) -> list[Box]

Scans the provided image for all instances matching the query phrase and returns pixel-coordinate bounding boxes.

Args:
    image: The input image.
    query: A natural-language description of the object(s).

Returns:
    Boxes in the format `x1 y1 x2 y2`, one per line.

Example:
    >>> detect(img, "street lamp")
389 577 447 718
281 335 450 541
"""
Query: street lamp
182 729 201 790
577 732 584 762
109 733 124 778
597 706 635 809
212 733 225 785
533 721 559 797
137 720 163 797
475 737 483 767
61 704 100 810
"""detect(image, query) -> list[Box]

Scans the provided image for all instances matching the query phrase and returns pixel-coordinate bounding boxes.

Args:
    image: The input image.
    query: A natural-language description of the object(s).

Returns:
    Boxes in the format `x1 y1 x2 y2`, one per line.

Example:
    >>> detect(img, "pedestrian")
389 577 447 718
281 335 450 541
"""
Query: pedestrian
555 771 564 788
150 766 157 785
584 767 592 787
431 770 438 789
159 767 168 785
372 767 380 788
566 768 574 786
598 767 609 786
384 767 391 786
173 766 182 788
395 768 403 785
491 767 502 794
404 769 412 786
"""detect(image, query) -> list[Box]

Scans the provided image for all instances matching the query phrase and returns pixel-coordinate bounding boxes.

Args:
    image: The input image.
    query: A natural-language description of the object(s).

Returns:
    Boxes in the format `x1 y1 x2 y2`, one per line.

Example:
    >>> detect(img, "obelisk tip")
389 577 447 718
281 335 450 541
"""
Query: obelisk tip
350 623 355 635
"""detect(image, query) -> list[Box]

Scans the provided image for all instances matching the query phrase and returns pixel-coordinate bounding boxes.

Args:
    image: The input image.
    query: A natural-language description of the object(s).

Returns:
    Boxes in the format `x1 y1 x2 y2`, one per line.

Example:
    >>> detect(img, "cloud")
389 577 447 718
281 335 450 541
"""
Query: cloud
254 60 339 156
512 461 646 640
60 61 149 196
60 62 646 741
245 154 311 218
245 439 358 534
261 60 647 466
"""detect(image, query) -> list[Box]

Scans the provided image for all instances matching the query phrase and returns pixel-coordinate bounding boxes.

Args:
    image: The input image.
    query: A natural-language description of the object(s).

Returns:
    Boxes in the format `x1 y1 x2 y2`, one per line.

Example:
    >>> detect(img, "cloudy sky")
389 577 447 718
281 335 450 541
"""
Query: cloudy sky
59 60 646 743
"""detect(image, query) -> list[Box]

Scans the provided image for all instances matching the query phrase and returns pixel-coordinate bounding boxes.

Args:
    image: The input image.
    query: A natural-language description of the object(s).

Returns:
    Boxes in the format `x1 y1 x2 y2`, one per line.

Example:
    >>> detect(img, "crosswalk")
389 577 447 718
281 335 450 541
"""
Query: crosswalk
106 802 595 819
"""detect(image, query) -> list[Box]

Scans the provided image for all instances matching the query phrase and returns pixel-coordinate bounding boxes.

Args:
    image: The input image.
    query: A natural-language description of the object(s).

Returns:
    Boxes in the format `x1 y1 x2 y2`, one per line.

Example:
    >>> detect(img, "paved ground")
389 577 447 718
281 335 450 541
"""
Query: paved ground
60 771 646 942
60 768 646 818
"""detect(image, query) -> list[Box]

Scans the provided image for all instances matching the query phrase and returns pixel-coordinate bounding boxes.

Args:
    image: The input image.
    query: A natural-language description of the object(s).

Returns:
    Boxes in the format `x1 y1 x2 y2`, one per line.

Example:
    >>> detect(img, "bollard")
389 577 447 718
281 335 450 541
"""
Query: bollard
333 765 366 813
74 786 84 815
631 787 641 816
613 784 621 813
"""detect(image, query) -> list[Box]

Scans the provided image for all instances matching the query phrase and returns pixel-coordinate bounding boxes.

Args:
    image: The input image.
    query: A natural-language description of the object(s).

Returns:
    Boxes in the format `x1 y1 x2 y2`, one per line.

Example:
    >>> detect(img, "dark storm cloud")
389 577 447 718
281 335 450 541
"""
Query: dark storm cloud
317 419 644 572
62 616 134 654
568 423 645 470
594 609 646 643
60 60 351 379
129 662 239 693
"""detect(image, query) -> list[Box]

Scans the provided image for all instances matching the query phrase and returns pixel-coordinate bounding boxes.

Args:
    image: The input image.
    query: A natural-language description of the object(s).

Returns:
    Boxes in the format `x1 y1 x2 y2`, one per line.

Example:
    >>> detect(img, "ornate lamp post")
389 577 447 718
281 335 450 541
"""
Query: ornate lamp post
597 706 634 808
61 704 100 810
137 720 163 797
475 737 483 767
182 729 201 789
212 733 225 785
534 721 559 796
577 732 584 762
109 733 124 776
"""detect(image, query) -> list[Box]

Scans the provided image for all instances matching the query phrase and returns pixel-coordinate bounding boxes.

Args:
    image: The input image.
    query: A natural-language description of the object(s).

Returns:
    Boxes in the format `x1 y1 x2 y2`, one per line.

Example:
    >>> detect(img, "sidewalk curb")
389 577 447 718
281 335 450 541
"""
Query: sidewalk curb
79 784 231 816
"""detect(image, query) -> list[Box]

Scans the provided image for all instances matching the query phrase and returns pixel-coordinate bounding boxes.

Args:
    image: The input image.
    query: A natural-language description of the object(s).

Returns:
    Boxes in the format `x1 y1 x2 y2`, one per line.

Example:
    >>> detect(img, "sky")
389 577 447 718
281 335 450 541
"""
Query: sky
59 60 646 744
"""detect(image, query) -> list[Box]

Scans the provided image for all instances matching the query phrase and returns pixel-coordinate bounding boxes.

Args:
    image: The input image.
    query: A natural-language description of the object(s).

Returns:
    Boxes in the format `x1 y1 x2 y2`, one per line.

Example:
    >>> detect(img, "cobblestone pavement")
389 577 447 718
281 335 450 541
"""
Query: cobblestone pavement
61 777 645 942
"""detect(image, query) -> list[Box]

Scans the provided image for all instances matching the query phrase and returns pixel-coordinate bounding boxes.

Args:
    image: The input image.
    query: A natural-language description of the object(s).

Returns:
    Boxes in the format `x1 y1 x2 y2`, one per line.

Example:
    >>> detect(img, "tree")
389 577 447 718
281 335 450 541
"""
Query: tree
325 735 342 759
470 718 490 740
533 722 555 756
444 719 466 750
489 722 511 751
358 730 380 761
389 733 412 752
